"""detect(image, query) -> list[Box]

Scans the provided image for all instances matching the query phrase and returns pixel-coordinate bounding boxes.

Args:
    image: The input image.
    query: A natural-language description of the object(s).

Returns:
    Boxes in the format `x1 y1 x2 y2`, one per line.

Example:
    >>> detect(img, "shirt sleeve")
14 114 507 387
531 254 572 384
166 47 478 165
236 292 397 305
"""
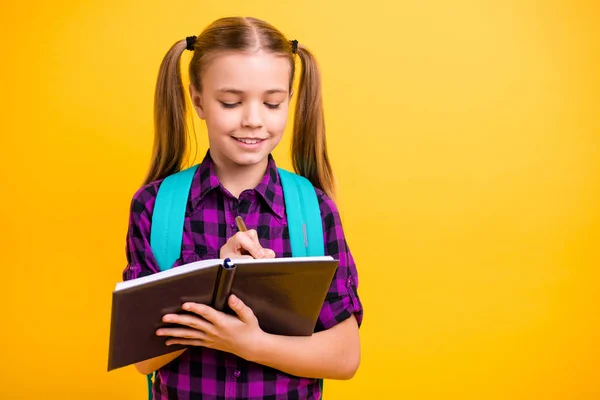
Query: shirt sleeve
314 190 364 332
122 181 162 281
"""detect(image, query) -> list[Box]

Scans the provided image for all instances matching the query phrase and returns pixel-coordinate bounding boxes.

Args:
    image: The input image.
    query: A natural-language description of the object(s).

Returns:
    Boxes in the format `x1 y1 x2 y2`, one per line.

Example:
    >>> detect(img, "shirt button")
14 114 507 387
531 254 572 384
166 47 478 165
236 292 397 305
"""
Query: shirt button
347 277 353 285
233 370 241 378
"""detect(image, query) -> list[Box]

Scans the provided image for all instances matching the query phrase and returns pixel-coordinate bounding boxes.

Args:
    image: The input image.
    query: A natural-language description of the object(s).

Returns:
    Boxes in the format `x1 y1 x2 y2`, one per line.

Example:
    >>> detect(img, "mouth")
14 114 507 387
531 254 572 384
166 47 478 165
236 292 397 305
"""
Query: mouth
233 137 266 145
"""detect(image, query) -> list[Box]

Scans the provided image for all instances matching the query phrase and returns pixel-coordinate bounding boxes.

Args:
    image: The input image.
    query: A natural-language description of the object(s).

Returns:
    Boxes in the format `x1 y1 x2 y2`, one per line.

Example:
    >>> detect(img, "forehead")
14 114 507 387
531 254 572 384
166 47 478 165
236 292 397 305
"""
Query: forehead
202 51 291 93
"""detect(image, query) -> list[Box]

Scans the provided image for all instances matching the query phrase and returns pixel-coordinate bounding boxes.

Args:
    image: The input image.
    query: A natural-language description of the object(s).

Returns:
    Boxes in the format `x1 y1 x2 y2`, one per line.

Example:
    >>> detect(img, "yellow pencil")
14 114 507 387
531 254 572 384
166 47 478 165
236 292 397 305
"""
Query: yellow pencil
235 216 247 232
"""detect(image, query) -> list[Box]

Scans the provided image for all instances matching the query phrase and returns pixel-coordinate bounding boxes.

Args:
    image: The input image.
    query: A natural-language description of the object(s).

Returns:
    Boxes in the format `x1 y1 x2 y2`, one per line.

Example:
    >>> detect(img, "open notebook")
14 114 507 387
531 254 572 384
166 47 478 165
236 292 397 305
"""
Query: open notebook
107 256 338 371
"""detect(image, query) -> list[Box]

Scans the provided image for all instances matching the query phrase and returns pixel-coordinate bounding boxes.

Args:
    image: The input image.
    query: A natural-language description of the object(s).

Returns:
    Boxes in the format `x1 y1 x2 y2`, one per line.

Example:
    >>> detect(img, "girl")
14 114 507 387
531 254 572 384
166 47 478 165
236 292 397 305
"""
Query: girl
123 16 363 400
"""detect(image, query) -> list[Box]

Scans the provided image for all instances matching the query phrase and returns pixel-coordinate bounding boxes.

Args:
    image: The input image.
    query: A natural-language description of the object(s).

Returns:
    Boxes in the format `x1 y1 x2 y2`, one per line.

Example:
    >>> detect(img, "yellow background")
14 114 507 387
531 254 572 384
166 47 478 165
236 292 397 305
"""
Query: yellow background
1 0 598 398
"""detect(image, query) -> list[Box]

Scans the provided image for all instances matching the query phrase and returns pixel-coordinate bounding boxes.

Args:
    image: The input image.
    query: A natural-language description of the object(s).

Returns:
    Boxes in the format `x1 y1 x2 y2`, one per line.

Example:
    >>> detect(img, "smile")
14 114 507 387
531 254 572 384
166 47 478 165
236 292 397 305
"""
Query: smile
234 138 265 145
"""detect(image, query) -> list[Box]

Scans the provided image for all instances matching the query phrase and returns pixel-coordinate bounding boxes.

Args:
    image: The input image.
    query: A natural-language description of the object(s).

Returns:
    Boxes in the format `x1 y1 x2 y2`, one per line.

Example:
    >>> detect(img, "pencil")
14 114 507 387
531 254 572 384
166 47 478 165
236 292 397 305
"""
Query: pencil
235 216 251 256
235 216 247 232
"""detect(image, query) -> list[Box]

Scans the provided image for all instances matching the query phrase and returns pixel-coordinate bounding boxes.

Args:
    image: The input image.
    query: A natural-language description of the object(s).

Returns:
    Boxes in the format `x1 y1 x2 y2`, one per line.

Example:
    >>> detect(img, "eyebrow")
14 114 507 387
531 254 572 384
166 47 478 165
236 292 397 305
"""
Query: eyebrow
217 88 287 94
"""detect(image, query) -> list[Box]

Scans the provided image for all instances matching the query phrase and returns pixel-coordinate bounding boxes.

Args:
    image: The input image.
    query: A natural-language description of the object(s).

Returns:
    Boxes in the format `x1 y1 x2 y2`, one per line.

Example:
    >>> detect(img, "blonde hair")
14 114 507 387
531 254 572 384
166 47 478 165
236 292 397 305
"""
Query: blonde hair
144 16 335 200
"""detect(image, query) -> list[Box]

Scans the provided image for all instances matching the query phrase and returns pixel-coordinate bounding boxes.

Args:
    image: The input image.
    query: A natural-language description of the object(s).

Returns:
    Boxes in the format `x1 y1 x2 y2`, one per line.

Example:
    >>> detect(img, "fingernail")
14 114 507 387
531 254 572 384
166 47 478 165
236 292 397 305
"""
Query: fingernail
259 250 265 257
183 303 190 310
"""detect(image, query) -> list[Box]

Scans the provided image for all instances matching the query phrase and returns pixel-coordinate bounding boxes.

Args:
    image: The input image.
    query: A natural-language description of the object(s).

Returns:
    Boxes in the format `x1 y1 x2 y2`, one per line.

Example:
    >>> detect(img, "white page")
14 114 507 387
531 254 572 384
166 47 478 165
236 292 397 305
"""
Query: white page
115 255 334 291
115 258 223 291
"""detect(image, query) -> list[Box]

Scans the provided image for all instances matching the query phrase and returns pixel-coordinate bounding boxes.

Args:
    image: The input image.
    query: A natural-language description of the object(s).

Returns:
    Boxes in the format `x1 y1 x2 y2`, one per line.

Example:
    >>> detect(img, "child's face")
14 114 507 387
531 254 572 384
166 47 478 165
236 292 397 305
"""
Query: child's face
190 51 291 169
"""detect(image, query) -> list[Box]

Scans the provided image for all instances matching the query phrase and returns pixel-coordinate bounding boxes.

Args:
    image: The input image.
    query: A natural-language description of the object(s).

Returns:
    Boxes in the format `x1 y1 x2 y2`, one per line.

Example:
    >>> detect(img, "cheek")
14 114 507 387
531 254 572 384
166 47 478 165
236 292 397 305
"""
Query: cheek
205 107 239 135
266 108 290 134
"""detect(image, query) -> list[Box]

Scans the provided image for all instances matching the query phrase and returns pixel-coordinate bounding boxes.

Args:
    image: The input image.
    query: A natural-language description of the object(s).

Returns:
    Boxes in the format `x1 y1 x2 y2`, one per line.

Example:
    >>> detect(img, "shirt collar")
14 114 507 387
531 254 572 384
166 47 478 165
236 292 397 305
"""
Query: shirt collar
253 154 286 219
189 150 286 220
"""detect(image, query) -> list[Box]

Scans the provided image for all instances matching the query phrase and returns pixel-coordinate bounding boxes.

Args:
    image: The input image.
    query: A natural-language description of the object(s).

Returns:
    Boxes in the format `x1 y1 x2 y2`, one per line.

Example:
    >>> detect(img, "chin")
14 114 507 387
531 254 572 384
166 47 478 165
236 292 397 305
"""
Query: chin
229 152 270 167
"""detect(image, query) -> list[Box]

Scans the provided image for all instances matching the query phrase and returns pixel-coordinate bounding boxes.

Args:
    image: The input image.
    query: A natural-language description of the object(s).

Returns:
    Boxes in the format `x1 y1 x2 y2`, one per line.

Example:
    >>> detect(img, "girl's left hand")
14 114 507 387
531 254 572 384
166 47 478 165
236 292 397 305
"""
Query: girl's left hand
156 294 263 360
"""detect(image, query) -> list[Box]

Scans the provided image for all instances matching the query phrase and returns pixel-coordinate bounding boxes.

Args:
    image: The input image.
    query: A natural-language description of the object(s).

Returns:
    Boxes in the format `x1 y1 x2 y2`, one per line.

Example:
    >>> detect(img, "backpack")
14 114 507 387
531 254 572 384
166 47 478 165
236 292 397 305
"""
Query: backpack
146 164 325 399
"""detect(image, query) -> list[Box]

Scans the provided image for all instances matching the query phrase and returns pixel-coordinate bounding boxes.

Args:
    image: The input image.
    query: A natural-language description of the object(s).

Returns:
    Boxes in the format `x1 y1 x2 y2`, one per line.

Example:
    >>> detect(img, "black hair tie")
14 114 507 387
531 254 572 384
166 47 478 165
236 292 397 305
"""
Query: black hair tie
186 36 197 51
290 40 298 54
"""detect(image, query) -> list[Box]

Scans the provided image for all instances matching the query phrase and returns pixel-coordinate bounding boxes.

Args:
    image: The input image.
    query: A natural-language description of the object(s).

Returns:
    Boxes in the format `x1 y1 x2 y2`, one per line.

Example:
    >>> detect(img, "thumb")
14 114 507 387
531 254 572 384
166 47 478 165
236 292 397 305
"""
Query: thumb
229 294 255 323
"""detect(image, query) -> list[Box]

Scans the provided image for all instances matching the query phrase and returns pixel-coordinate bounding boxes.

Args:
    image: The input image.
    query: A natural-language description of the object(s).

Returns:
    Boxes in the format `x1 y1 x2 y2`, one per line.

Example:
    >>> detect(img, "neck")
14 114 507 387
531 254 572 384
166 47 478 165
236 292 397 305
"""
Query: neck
210 151 269 198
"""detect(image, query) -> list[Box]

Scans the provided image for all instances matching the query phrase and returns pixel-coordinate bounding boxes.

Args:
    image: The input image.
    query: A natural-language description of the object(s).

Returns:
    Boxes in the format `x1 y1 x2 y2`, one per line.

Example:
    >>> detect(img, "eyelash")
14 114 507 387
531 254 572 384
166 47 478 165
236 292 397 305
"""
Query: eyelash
219 102 281 110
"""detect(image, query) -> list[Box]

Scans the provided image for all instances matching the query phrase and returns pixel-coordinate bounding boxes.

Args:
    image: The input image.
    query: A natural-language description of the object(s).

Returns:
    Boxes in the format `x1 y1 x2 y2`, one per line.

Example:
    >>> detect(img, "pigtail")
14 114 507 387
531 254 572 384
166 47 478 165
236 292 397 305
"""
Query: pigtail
143 39 189 185
292 45 335 200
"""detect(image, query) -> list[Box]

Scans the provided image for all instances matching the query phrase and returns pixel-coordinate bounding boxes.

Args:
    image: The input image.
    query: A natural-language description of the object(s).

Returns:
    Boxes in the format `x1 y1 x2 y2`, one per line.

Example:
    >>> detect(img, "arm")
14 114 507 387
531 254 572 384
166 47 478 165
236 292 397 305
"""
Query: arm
249 315 360 380
158 296 360 380
134 349 186 376
123 183 187 375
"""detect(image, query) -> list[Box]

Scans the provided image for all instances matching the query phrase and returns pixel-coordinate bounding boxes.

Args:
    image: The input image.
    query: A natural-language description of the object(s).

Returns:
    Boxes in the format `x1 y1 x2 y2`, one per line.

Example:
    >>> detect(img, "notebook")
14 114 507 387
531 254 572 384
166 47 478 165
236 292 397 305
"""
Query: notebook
107 256 338 371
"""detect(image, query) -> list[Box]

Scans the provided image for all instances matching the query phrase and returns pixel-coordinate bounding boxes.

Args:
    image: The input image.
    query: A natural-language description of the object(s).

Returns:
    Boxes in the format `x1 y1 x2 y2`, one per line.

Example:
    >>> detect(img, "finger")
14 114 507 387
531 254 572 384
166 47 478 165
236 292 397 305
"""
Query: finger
234 232 266 258
182 302 221 324
156 327 207 340
236 229 258 257
246 229 259 242
162 313 215 335
263 248 276 258
166 338 209 347
228 294 256 324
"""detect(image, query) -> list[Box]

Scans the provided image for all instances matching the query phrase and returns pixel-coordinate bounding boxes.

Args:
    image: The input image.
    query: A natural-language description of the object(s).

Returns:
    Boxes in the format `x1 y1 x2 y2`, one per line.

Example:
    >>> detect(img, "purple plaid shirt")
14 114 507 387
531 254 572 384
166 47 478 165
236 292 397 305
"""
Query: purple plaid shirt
123 151 363 400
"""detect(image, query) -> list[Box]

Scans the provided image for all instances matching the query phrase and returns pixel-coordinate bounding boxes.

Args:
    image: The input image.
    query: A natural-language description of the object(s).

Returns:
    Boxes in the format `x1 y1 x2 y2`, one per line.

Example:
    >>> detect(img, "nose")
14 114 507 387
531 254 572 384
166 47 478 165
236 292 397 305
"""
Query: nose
241 102 264 129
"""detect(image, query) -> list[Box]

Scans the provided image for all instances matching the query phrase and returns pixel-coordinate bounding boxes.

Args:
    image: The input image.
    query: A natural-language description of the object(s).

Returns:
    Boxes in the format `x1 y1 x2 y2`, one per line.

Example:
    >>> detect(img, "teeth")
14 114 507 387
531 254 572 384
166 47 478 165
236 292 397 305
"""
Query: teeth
236 138 261 144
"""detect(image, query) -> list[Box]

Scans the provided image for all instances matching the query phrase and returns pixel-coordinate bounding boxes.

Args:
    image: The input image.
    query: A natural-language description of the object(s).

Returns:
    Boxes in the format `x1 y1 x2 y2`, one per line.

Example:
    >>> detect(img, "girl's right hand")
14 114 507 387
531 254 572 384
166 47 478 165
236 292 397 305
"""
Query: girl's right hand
220 229 276 259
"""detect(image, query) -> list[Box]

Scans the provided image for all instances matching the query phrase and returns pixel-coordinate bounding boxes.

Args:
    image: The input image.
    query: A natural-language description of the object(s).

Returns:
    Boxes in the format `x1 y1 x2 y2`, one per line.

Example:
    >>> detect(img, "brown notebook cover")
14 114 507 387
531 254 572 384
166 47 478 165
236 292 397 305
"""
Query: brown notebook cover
107 256 338 371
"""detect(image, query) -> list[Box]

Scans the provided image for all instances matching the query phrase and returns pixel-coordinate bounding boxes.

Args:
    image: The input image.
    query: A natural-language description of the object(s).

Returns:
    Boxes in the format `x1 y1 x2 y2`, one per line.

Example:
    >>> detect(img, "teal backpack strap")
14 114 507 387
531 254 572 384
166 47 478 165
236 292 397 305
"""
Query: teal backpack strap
277 168 325 258
146 164 199 399
278 168 325 398
150 165 199 271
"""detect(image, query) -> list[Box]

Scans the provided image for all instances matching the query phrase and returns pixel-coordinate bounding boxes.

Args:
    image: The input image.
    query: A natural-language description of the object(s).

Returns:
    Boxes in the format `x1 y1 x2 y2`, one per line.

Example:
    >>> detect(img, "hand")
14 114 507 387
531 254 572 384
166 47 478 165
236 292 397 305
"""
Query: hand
220 229 276 259
156 294 264 360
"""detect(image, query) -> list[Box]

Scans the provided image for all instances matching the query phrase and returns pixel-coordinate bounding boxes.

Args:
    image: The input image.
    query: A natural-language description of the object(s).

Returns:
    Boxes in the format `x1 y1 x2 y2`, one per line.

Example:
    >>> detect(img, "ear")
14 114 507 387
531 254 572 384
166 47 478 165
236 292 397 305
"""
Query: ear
188 84 205 120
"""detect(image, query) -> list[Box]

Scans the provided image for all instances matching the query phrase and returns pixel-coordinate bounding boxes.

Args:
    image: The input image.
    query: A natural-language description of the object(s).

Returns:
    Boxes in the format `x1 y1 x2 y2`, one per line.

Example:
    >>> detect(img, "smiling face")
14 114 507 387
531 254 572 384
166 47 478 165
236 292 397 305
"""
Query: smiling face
189 50 292 170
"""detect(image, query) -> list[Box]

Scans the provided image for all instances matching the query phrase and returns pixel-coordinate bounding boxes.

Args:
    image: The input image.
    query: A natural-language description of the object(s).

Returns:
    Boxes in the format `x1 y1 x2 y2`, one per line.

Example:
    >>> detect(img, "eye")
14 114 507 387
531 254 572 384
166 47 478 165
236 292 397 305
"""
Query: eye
265 103 281 110
219 101 239 109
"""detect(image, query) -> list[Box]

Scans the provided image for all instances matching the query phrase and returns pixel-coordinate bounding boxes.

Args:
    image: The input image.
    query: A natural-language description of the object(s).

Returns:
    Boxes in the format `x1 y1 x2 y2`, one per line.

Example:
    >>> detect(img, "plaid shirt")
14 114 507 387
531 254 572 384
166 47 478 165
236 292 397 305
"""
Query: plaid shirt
123 151 363 400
